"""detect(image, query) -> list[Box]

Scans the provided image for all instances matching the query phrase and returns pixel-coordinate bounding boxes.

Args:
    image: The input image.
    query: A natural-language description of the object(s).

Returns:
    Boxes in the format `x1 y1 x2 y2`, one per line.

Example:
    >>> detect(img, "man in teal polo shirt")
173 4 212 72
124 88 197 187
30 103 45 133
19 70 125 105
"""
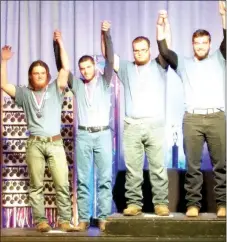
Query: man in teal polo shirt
1 32 76 232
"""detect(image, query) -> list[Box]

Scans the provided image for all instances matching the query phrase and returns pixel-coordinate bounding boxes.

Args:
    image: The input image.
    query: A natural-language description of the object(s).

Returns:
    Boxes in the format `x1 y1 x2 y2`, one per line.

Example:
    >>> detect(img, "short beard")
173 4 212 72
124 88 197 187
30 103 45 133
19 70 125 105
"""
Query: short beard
29 80 49 91
194 49 209 61
134 54 150 66
134 58 150 66
83 72 96 83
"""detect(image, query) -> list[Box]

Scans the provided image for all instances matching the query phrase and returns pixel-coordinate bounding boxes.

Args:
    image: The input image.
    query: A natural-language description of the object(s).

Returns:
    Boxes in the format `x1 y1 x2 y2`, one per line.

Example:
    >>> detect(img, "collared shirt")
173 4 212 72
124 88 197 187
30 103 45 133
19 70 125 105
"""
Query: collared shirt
117 58 167 119
176 50 225 110
69 73 111 126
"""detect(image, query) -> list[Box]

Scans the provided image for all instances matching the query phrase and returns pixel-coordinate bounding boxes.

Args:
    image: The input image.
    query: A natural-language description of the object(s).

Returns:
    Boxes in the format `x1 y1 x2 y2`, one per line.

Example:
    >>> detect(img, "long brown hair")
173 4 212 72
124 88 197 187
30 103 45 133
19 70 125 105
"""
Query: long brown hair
28 60 51 90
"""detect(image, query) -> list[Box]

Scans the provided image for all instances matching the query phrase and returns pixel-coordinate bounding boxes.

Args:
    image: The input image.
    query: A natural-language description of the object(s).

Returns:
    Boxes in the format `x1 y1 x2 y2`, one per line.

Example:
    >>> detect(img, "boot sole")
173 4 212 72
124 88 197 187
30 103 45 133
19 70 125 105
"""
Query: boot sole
123 211 142 216
155 212 170 216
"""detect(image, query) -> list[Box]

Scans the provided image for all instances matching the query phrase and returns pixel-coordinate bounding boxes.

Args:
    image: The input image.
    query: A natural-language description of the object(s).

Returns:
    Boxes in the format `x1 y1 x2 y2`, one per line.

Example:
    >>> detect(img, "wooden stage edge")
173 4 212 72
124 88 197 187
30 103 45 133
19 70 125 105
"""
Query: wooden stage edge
1 213 226 242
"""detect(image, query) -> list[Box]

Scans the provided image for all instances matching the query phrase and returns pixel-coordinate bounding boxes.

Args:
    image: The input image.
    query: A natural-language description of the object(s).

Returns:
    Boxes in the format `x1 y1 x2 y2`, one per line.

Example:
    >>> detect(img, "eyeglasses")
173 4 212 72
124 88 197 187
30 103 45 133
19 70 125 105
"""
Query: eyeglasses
133 49 149 54
193 41 209 45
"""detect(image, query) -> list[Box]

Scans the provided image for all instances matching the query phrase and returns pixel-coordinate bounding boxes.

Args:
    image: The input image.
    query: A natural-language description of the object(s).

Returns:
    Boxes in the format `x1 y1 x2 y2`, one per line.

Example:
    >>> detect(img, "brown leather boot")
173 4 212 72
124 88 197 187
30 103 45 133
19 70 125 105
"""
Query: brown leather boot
98 220 107 232
186 206 199 217
36 221 52 232
154 204 170 216
217 206 226 217
123 205 142 216
75 222 90 232
58 221 77 232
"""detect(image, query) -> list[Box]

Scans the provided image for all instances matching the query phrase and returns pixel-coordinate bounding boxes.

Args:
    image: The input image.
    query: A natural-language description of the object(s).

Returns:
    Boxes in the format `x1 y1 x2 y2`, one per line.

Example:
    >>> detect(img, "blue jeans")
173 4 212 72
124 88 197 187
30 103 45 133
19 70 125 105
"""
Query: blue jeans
123 119 169 208
76 129 112 222
26 137 72 224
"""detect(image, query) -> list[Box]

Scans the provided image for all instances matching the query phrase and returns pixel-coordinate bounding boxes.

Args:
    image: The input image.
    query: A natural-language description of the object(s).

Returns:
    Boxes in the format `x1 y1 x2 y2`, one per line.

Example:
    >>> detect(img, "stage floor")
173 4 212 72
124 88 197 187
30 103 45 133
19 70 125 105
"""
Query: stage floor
1 213 226 242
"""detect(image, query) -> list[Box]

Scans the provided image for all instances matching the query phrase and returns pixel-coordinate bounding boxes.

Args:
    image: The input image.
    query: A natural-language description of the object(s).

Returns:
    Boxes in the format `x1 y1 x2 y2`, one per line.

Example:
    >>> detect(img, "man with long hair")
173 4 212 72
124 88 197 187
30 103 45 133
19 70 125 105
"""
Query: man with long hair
1 31 76 232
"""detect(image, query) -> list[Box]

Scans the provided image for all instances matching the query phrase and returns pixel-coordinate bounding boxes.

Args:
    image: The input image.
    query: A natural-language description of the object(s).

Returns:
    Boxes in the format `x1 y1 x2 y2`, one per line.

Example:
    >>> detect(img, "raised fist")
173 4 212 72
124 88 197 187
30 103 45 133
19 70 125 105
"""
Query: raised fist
219 0 226 16
159 10 168 19
53 30 62 43
157 10 168 26
101 21 111 32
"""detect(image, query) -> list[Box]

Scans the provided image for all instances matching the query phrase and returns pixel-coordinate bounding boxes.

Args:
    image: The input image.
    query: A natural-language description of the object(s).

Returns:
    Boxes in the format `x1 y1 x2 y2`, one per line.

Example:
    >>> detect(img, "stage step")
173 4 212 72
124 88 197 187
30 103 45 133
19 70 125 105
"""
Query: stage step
1 213 225 242
105 213 226 239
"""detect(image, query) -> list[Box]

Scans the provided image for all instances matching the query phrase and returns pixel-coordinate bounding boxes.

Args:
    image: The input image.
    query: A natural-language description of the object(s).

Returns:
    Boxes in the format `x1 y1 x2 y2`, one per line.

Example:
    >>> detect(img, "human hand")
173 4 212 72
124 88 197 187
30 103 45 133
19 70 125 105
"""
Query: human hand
1 45 14 61
101 20 111 32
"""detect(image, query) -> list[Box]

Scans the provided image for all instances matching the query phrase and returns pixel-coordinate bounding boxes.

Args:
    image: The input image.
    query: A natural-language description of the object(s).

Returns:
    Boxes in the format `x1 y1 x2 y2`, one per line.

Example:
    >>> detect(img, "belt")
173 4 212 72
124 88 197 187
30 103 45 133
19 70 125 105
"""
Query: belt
78 125 109 133
186 108 224 115
29 134 62 142
124 117 154 124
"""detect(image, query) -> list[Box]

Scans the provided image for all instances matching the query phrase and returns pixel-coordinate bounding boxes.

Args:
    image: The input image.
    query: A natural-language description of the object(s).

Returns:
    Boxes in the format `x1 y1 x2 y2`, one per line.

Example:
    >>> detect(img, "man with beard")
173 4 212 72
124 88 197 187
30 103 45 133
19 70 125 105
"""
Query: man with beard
101 16 171 216
53 21 114 232
157 1 226 217
1 32 77 232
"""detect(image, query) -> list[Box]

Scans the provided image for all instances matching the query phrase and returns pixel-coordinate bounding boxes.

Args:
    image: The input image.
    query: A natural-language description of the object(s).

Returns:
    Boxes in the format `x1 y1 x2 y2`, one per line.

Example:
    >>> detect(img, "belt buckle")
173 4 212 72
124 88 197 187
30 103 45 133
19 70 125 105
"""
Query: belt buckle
87 127 93 133
33 136 37 141
92 127 100 132
48 137 53 142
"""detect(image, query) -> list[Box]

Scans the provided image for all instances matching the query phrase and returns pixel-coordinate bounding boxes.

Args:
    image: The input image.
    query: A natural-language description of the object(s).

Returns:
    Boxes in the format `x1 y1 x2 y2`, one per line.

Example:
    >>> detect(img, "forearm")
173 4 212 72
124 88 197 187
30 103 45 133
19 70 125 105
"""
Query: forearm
104 30 114 65
101 31 106 57
53 40 62 71
103 30 114 84
1 60 16 97
157 39 178 70
156 24 171 48
1 60 8 88
221 15 226 29
58 41 69 71
156 25 165 41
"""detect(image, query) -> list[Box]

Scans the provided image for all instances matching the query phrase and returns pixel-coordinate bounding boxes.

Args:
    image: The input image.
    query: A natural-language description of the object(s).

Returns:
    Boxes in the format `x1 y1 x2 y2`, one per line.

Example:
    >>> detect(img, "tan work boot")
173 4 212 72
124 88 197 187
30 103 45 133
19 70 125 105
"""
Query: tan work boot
154 204 170 216
98 220 107 232
58 221 77 232
217 206 226 217
36 221 52 232
123 204 142 216
74 222 90 232
186 206 199 217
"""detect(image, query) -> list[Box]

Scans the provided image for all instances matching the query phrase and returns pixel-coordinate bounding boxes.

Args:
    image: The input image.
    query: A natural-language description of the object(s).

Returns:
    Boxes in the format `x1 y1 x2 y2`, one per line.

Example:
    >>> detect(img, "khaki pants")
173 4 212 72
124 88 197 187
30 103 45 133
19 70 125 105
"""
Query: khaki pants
26 137 72 224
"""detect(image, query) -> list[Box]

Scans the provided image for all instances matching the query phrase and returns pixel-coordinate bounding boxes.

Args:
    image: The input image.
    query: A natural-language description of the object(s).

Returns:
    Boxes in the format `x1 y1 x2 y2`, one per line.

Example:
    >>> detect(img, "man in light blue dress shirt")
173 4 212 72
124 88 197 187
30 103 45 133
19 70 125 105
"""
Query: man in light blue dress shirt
54 21 114 231
101 16 172 216
157 1 226 217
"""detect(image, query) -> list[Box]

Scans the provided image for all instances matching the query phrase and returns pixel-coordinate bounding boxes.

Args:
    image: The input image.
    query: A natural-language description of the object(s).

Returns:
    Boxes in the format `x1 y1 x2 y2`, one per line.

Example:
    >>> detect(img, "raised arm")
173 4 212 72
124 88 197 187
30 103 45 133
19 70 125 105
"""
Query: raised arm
53 38 61 72
156 10 178 70
53 30 70 91
1 45 16 97
101 22 119 72
219 0 226 59
101 21 114 86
